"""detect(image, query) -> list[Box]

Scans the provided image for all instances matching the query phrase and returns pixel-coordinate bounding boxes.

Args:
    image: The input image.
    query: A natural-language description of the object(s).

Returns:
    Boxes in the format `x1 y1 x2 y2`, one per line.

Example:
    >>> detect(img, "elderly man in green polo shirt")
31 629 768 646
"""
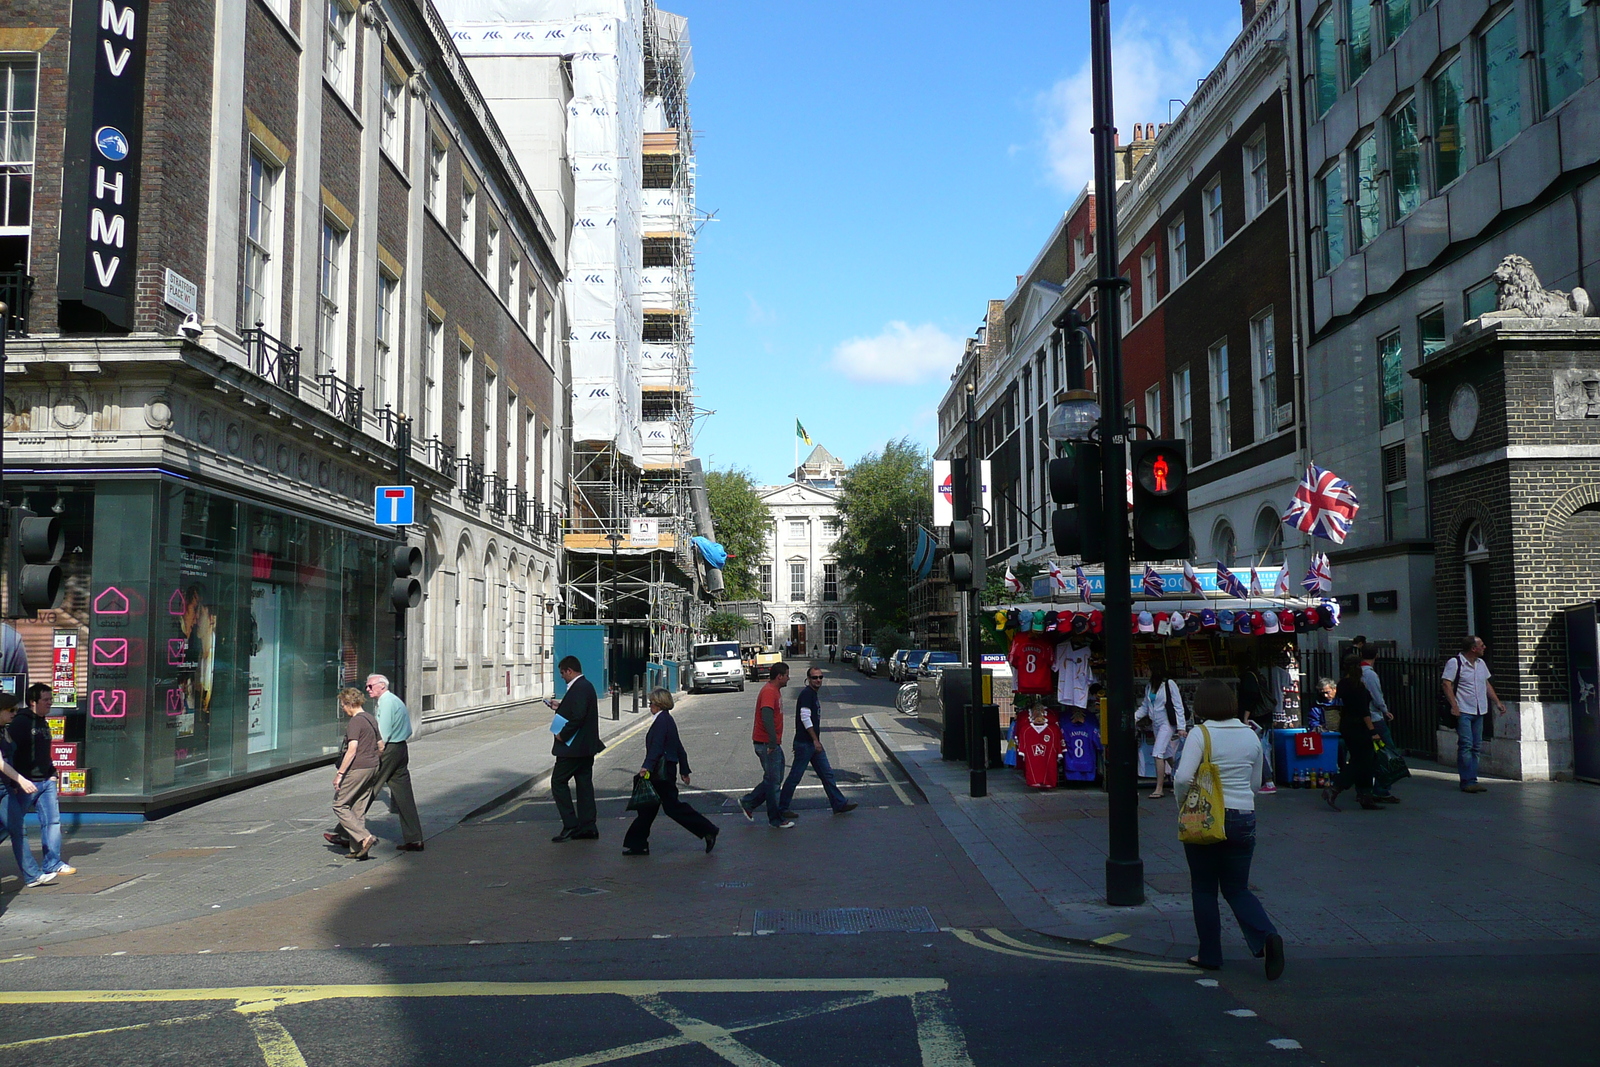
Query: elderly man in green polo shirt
324 673 425 853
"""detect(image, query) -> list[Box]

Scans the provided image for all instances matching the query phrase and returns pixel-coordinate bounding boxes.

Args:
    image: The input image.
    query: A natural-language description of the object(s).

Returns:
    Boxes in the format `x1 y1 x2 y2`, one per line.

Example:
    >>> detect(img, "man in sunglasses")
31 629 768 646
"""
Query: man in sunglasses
777 668 857 819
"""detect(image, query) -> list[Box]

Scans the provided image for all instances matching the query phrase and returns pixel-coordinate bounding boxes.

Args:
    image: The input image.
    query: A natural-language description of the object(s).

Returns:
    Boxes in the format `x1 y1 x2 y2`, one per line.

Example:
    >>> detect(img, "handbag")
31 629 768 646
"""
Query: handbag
626 772 660 811
1177 724 1227 845
1373 740 1411 789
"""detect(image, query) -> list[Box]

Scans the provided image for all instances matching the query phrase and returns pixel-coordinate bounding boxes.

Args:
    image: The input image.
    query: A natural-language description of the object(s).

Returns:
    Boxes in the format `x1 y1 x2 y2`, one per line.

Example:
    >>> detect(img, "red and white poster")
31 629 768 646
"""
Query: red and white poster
51 630 79 708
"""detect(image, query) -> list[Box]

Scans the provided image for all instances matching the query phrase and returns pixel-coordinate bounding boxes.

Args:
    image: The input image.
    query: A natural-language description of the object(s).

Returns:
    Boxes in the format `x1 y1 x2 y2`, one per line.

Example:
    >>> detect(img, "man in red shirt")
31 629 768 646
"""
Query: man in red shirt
738 663 796 828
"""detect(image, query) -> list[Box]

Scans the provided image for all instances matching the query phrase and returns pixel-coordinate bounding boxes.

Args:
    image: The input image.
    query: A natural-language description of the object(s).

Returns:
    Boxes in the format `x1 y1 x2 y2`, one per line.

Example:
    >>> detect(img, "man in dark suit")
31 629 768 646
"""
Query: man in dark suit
551 655 606 842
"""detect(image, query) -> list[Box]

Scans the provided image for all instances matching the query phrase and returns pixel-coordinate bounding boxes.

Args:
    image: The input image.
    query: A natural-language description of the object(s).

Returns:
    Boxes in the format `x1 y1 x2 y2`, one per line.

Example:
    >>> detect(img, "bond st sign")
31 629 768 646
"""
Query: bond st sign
59 1 149 329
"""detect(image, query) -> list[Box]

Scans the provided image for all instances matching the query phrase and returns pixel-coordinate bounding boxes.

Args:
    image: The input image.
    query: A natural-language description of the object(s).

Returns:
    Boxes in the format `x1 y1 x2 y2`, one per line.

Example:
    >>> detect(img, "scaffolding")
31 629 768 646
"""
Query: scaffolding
561 1 704 666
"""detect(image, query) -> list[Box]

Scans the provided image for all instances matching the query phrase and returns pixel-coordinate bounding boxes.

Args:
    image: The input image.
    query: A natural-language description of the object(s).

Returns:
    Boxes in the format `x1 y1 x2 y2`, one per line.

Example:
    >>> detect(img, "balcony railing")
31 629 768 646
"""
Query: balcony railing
314 372 363 429
459 457 485 504
0 271 34 337
241 324 302 395
487 474 508 518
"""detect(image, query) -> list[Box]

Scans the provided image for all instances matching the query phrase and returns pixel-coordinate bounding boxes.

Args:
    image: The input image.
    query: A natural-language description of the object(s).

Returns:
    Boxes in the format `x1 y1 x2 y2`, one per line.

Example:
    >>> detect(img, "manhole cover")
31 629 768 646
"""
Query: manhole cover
714 881 753 888
562 886 608 896
752 907 938 935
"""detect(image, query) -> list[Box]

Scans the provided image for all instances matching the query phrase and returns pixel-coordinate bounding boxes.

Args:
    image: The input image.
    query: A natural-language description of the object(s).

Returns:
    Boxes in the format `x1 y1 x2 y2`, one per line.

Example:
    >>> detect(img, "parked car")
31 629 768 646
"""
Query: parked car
915 650 961 677
890 649 928 683
688 641 745 694
857 645 880 675
842 644 862 664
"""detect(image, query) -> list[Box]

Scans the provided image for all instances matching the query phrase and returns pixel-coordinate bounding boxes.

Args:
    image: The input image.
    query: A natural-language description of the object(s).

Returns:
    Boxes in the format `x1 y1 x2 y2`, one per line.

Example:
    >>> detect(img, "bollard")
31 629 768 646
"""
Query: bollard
611 685 620 720
634 673 644 714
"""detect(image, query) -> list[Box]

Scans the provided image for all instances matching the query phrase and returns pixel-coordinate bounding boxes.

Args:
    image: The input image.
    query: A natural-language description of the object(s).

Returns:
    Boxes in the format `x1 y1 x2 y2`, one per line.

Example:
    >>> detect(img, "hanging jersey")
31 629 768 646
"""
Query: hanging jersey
1054 642 1092 707
1060 720 1101 781
1020 716 1061 788
1010 634 1056 695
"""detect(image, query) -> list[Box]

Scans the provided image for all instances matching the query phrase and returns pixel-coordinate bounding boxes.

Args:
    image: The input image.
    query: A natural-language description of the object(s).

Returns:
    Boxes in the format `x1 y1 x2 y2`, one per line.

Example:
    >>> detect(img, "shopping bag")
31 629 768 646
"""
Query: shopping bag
1373 741 1411 789
1177 724 1227 845
1294 732 1324 756
626 772 660 811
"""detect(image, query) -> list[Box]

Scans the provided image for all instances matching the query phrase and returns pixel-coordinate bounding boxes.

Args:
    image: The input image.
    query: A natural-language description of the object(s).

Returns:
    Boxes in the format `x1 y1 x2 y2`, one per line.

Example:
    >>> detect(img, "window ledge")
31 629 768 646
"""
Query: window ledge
256 0 303 50
323 76 364 127
380 147 410 187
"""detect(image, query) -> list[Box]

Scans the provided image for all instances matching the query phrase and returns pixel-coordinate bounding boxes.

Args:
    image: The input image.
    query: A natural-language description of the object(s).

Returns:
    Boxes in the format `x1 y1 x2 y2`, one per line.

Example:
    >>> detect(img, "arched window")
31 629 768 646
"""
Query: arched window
1210 519 1237 566
481 548 496 659
453 537 469 659
1462 521 1490 648
823 615 840 646
1253 507 1283 560
762 614 775 648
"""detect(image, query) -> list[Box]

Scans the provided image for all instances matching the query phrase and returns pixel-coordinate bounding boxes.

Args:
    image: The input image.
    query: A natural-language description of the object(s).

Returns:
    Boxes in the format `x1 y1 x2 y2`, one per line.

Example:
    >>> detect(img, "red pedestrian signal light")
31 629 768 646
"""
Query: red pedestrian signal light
1151 455 1169 493
1129 441 1190 561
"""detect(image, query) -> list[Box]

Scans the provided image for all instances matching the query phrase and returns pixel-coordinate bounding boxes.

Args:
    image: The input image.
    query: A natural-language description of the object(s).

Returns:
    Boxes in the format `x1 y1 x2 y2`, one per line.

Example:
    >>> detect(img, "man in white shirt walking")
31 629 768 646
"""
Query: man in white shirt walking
1441 635 1506 793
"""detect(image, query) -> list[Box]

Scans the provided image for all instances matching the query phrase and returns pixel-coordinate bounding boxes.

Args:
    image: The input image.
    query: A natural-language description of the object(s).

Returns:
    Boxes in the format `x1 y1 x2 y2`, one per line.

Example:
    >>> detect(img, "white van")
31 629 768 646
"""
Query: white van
688 640 745 694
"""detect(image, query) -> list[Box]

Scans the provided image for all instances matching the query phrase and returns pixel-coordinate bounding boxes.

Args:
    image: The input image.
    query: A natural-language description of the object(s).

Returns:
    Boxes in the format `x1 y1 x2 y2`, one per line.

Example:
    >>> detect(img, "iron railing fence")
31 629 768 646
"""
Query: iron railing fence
1298 647 1443 759
0 271 33 336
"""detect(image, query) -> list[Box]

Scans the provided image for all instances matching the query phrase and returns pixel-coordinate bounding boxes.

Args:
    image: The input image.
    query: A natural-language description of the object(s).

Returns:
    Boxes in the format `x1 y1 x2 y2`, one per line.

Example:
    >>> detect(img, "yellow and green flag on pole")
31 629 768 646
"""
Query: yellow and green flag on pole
796 420 812 446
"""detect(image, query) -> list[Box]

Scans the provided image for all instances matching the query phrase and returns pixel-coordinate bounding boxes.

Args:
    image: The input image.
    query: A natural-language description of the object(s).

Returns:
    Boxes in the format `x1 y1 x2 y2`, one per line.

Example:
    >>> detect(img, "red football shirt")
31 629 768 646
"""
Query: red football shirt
1009 633 1055 695
1020 715 1062 788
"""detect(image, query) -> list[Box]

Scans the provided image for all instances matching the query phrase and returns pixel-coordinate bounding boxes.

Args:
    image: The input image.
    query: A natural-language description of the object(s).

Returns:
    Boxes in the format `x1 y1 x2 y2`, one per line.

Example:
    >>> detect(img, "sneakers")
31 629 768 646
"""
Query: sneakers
771 820 796 829
738 800 756 822
1258 782 1277 795
52 865 77 876
1462 783 1488 793
833 803 858 814
24 872 56 888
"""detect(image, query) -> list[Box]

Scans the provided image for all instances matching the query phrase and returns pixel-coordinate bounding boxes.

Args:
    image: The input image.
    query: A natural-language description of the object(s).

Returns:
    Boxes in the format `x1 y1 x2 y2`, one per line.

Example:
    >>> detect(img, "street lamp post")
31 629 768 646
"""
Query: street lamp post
606 529 623 719
1088 0 1145 907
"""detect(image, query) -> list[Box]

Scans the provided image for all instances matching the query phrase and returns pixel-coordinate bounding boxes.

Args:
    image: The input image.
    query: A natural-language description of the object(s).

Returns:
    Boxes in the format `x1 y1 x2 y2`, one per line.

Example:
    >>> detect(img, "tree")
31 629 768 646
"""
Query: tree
702 611 749 641
833 438 932 634
705 467 769 601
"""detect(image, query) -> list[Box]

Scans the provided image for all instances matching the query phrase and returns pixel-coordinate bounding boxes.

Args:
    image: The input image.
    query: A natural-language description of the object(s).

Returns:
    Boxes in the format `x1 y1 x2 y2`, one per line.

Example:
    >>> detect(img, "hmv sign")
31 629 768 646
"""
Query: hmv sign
59 0 148 329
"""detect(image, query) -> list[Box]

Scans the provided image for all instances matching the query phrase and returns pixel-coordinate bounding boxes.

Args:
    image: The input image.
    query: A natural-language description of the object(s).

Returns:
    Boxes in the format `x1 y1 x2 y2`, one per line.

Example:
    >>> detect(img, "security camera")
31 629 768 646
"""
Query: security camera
178 313 203 341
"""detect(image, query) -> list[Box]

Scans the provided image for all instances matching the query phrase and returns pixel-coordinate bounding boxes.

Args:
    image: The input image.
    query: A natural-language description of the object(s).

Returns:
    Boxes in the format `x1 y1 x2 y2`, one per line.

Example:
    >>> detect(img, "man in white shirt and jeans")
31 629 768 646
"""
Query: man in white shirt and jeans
1441 635 1506 793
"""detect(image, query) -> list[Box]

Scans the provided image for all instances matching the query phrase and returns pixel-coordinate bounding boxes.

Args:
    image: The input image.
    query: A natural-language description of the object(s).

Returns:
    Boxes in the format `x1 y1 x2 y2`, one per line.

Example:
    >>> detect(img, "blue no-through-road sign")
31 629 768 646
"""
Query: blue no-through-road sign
374 485 415 526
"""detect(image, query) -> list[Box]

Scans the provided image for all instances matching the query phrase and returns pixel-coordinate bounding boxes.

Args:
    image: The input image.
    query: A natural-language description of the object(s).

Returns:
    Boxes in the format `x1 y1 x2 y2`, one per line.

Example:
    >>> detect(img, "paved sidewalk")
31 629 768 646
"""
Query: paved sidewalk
865 712 1600 961
0 698 657 950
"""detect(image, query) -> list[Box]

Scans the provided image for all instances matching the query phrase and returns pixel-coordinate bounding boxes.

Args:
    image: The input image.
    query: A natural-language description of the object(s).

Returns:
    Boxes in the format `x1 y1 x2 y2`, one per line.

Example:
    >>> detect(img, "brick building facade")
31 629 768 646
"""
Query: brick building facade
0 0 569 811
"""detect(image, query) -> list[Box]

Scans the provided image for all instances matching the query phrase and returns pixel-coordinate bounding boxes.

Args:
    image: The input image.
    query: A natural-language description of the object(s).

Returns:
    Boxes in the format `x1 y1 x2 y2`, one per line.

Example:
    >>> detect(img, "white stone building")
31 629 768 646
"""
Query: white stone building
754 446 855 655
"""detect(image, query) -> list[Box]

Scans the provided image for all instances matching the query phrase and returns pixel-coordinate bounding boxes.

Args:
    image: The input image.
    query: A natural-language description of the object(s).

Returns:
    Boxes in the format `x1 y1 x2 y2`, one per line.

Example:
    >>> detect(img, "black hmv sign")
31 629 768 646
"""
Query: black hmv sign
58 0 148 330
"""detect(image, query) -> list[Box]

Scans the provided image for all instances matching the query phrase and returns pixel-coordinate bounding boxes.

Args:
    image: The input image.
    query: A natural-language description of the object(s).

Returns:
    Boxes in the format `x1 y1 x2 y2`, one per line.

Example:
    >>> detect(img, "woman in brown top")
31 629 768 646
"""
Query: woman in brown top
331 687 382 859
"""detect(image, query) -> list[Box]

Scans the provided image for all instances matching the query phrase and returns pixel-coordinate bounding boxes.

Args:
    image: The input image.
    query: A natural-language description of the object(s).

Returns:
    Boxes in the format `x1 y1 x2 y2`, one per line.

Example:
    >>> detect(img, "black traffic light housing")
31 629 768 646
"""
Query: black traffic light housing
390 543 423 611
1129 440 1190 561
947 458 986 591
1049 440 1104 564
7 507 63 617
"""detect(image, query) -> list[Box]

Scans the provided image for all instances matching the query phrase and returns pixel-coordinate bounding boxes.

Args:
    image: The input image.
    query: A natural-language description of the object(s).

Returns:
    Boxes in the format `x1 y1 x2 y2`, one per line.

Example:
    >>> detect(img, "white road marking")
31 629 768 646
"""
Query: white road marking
1268 1038 1303 1049
1227 1008 1257 1017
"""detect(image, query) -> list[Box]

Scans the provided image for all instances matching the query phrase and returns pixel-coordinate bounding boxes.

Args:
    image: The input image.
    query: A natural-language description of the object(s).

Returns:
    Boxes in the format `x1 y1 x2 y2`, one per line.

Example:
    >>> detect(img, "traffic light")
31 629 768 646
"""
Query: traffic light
390 543 423 611
7 507 63 617
1048 440 1104 563
1129 440 1190 561
948 517 986 591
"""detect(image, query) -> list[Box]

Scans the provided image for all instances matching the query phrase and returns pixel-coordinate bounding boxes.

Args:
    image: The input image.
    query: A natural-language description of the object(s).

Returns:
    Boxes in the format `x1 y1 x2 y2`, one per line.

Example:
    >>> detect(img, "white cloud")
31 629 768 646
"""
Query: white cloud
830 321 963 385
1039 11 1234 193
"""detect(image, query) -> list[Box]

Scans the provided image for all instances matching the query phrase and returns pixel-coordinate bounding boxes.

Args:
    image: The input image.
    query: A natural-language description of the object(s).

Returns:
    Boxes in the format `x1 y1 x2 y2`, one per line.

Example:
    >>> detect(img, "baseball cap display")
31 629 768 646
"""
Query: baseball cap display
1168 611 1187 635
1154 611 1171 635
1262 610 1280 634
1089 610 1104 633
1071 612 1091 635
1200 608 1219 631
1277 609 1297 632
1136 610 1155 633
1235 611 1254 635
1217 609 1236 631
1007 609 1022 631
994 611 1008 631
1043 610 1059 632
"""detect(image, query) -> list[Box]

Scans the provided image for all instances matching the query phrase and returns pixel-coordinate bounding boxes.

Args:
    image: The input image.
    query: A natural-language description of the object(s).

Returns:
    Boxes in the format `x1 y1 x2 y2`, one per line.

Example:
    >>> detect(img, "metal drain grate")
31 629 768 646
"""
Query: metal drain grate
562 886 608 896
752 907 938 935
714 881 754 888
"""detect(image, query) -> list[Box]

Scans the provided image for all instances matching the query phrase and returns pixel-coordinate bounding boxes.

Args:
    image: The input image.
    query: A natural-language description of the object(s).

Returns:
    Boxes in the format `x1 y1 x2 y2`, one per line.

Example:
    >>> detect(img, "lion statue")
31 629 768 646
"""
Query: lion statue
1491 254 1595 318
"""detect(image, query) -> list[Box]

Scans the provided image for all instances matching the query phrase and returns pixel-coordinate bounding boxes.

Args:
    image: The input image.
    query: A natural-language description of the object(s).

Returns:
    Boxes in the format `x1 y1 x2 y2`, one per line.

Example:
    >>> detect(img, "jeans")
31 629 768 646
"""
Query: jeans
778 738 850 813
7 778 64 881
1370 717 1396 796
741 743 787 825
1457 713 1484 786
1183 809 1277 968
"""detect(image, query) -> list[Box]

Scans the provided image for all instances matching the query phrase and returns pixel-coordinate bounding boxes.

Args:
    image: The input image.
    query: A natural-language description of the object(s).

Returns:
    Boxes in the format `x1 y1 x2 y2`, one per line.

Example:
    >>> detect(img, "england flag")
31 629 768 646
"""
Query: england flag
1005 563 1024 595
1274 565 1292 597
1303 552 1333 594
1182 560 1205 595
1249 566 1264 598
1048 560 1068 592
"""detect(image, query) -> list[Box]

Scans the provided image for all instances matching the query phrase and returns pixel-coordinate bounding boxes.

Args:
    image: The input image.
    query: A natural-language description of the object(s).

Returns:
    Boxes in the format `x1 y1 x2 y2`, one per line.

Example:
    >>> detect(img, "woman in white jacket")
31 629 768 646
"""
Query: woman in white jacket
1136 664 1186 799
1173 678 1284 979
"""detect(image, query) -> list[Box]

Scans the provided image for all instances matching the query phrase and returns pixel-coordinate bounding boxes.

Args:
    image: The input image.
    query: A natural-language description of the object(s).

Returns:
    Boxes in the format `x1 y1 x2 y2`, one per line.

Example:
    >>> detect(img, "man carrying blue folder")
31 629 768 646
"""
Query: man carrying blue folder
550 656 605 842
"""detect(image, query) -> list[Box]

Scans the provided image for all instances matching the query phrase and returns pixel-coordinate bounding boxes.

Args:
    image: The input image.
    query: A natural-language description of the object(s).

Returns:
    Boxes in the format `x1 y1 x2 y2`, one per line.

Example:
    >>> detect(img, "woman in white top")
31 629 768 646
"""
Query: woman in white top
1136 664 1186 799
1173 678 1284 979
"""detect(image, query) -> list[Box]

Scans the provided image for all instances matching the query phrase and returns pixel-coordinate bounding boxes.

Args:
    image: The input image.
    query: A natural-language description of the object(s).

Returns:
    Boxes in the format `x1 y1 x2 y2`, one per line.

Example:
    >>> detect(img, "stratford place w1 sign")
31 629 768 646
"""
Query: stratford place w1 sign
59 1 149 330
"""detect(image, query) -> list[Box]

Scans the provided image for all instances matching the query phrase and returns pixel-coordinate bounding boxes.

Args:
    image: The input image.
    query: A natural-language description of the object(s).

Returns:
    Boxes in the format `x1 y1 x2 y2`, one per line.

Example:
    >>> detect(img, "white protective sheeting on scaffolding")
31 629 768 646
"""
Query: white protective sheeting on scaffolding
445 0 644 458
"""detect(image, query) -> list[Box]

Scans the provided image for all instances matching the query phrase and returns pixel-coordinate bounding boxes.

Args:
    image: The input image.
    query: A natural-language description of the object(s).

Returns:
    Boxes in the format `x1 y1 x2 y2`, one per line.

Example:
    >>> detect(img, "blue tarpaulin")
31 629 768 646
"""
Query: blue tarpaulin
692 536 727 569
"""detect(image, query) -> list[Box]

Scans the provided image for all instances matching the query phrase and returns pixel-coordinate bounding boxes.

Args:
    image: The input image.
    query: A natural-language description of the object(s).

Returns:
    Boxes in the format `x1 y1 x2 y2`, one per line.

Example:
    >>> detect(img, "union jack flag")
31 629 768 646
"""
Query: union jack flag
1005 563 1024 595
1282 463 1361 543
1142 565 1165 598
1249 566 1264 598
1274 565 1292 597
1182 560 1205 595
1303 552 1332 594
1215 561 1248 599
1074 564 1093 605
1048 560 1068 592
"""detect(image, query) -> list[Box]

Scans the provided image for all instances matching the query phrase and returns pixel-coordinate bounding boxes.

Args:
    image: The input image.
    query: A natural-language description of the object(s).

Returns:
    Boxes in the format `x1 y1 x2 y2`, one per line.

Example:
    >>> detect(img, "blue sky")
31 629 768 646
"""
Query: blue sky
675 0 1243 484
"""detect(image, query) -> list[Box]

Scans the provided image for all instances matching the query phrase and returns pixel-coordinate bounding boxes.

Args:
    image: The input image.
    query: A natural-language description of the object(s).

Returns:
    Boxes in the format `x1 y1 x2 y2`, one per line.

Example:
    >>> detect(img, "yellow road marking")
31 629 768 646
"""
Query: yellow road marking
852 716 915 807
632 993 785 1067
0 977 948 1006
237 1004 310 1067
481 713 657 822
0 1009 222 1049
0 957 34 965
949 928 1191 974
1091 932 1131 945
909 989 979 1067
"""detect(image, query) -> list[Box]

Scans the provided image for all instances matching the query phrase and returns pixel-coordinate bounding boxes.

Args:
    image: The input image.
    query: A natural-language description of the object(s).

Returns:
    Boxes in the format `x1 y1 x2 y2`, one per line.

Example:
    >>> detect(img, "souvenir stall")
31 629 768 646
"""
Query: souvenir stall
995 561 1347 789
